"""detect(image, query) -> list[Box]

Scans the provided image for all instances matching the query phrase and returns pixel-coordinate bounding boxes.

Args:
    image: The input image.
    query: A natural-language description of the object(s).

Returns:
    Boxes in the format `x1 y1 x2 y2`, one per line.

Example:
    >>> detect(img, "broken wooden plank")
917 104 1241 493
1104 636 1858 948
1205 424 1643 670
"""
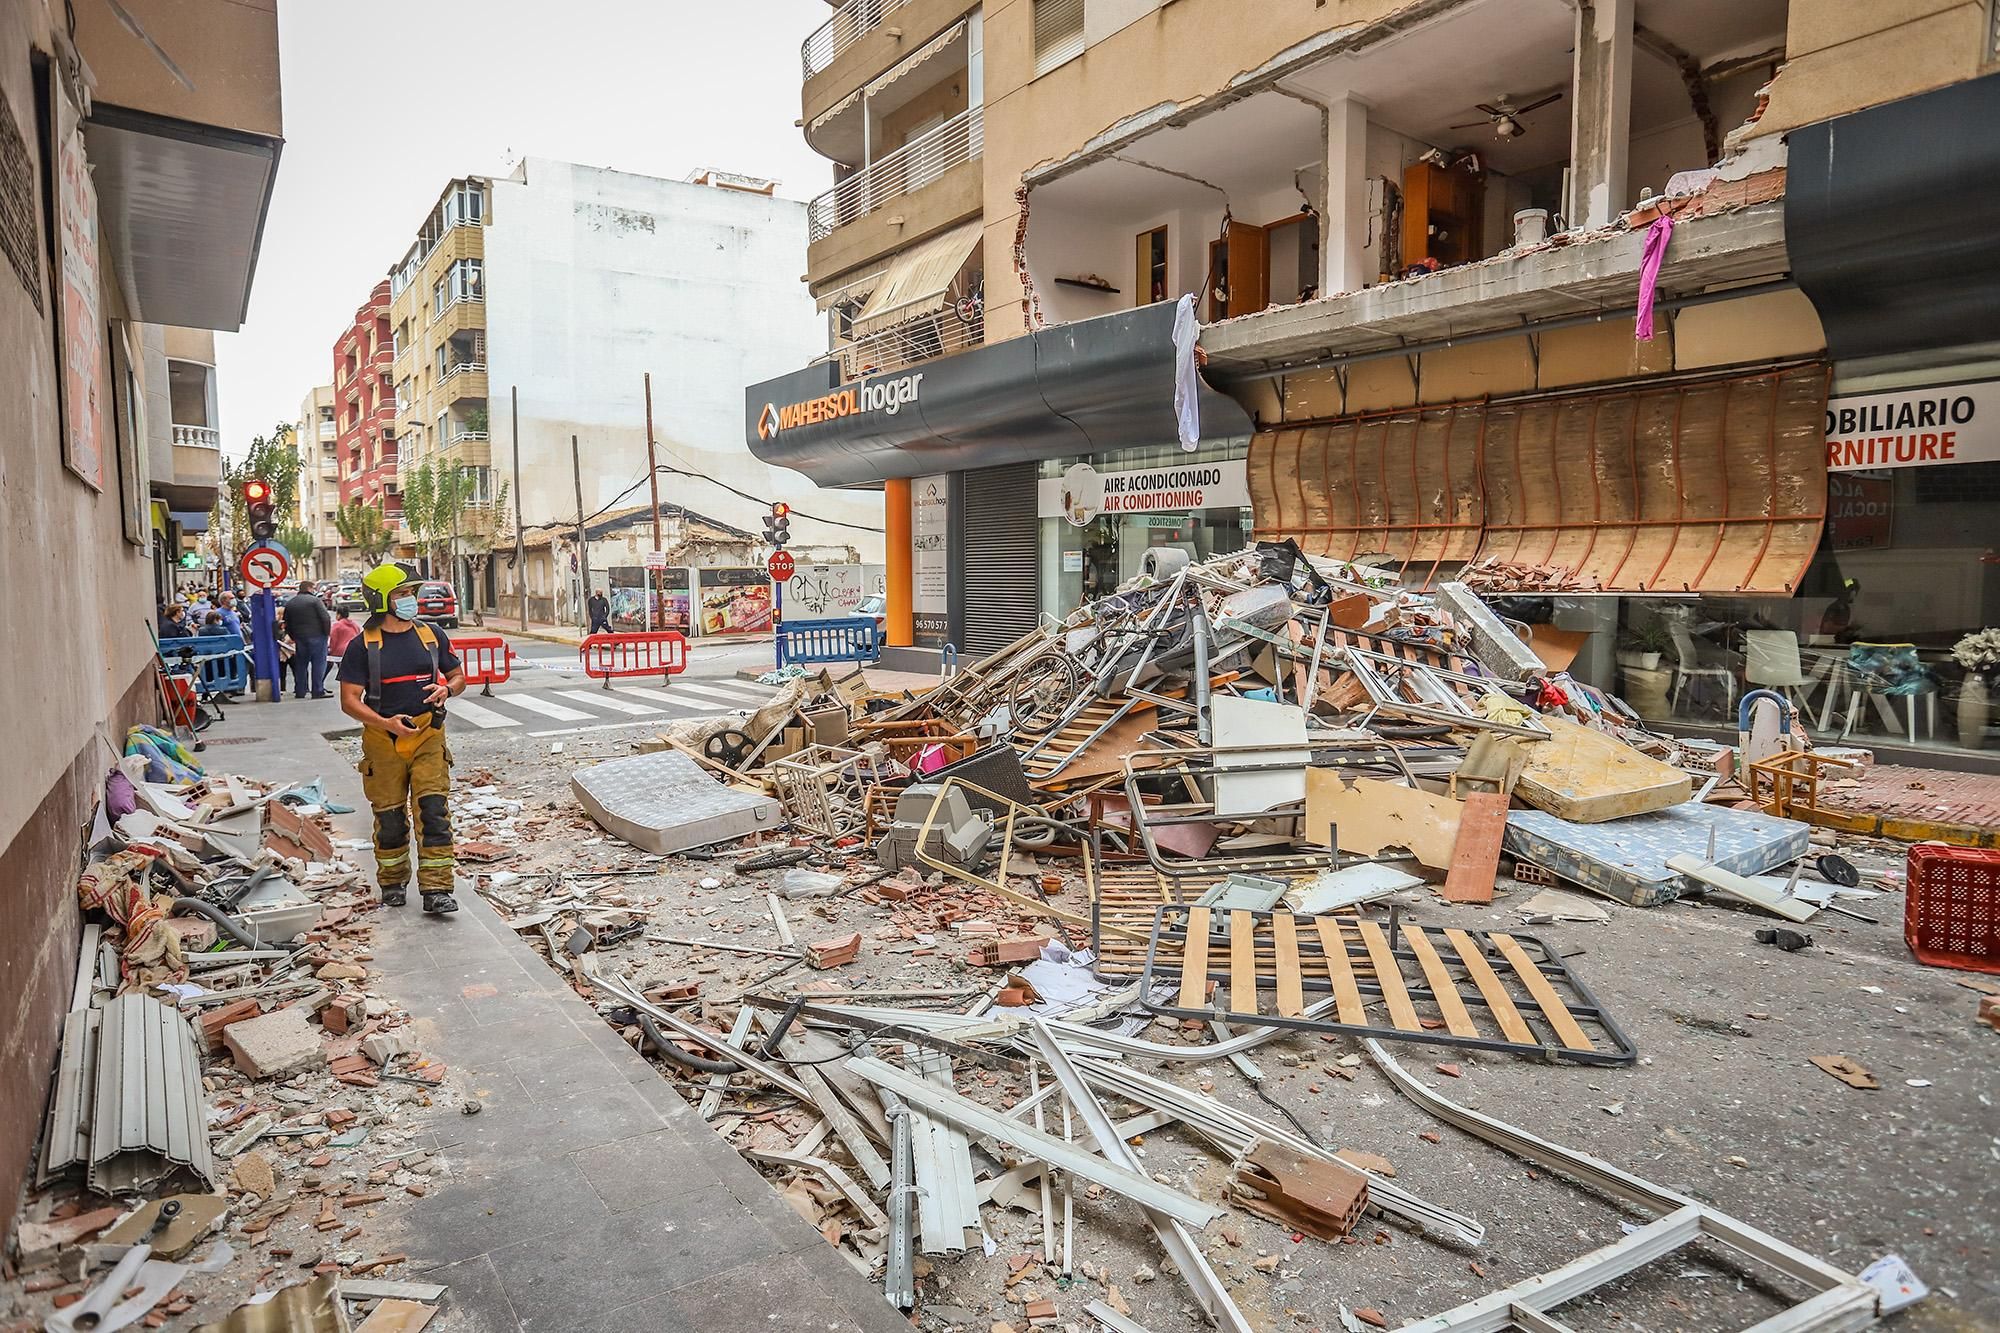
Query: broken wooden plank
1442 792 1509 904
1271 912 1305 1018
1229 910 1257 1015
1442 928 1534 1044
1177 907 1212 1009
1313 916 1367 1025
1354 921 1419 1031
1489 934 1595 1052
1304 770 1462 869
355 1299 437 1333
1402 925 1478 1038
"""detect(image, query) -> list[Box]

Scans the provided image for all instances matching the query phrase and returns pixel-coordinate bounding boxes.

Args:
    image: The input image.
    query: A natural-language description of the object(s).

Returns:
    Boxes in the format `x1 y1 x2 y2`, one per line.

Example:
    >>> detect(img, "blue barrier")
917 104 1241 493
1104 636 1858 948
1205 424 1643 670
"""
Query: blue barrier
165 634 251 698
776 617 883 668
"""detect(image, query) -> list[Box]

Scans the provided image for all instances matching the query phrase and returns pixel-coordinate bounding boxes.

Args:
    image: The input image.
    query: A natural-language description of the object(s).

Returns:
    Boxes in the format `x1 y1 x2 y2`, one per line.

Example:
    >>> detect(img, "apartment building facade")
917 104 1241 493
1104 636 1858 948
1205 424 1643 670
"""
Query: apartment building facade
385 160 881 621
0 0 282 1240
142 325 227 591
335 279 399 525
294 384 340 575
749 0 2000 764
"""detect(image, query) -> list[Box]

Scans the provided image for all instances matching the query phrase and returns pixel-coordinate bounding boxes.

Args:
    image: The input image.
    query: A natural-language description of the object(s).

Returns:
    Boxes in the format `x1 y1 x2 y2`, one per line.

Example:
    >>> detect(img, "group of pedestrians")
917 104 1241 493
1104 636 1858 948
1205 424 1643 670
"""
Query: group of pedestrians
157 589 244 640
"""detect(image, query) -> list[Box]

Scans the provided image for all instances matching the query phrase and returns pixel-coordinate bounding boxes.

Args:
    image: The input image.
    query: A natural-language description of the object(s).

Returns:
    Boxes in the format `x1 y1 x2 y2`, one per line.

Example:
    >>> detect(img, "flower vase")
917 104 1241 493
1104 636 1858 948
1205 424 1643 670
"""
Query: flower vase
1960 672 1990 750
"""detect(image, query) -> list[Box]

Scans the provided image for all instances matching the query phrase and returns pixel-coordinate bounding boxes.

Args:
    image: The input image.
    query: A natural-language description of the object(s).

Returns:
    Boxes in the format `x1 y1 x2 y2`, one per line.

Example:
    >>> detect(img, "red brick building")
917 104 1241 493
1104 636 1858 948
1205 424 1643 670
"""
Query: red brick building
334 279 400 523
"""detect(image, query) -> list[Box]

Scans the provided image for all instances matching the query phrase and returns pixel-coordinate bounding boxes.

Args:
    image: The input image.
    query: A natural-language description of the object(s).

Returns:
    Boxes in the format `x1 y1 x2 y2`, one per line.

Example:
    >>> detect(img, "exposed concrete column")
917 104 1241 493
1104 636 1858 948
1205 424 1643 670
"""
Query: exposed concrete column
1320 93 1371 298
1569 0 1635 230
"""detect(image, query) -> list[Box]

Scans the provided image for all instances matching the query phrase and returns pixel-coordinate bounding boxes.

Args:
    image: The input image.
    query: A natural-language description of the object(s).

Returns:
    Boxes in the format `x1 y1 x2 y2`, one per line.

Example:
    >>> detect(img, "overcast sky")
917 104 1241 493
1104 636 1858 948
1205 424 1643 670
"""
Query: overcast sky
216 0 835 457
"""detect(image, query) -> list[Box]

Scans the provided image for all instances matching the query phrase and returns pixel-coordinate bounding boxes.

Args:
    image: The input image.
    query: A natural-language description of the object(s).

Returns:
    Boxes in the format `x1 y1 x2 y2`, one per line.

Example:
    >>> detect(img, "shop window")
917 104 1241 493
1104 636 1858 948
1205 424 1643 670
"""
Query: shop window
1598 455 2000 758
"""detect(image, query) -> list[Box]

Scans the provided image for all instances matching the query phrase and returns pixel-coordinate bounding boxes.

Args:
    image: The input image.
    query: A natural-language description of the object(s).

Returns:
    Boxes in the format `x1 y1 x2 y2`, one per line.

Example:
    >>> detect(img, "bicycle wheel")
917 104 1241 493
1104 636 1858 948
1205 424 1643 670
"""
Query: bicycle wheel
1009 654 1082 734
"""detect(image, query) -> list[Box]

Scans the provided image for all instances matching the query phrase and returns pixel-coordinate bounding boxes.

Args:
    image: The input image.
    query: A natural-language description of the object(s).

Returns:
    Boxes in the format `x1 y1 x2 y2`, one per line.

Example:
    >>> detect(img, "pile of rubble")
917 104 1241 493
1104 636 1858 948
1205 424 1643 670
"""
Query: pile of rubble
456 541 1965 1331
11 756 457 1331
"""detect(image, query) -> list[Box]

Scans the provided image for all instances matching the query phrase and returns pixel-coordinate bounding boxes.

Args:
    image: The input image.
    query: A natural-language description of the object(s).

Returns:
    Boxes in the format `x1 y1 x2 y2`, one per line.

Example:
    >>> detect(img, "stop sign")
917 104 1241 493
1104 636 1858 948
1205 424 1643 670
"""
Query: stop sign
767 550 796 581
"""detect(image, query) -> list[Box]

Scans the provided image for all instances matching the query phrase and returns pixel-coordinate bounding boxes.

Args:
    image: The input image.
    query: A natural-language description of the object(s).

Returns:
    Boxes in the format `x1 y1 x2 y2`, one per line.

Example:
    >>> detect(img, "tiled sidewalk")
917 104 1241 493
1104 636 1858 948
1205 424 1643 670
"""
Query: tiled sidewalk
200 699 906 1332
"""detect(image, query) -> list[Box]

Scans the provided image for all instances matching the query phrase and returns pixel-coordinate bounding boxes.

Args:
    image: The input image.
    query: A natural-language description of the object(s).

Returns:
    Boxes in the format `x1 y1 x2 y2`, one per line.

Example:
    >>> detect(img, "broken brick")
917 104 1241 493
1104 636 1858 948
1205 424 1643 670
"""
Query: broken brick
966 937 1047 968
198 998 264 1050
806 931 862 969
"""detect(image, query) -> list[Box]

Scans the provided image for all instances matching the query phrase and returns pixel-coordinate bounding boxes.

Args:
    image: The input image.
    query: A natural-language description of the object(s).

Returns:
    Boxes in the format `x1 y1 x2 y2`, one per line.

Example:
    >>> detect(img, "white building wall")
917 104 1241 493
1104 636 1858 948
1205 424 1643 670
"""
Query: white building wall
485 158 883 560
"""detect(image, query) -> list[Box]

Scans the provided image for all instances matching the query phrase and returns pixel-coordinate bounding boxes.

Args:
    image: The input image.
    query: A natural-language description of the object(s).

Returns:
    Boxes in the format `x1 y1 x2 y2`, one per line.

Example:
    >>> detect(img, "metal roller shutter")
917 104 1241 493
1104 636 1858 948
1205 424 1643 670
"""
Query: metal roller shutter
959 463 1040 654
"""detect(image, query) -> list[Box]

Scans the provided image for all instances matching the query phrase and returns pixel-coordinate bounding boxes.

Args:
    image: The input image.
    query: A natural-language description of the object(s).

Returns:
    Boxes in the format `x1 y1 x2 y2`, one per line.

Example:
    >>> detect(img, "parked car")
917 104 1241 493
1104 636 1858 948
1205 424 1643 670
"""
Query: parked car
856 593 887 632
414 581 459 627
333 580 366 612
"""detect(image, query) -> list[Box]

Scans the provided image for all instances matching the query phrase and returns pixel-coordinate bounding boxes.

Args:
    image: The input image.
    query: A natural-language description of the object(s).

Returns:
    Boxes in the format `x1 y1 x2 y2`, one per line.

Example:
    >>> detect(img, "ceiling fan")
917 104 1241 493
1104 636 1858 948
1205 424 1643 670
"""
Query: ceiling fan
1451 91 1564 140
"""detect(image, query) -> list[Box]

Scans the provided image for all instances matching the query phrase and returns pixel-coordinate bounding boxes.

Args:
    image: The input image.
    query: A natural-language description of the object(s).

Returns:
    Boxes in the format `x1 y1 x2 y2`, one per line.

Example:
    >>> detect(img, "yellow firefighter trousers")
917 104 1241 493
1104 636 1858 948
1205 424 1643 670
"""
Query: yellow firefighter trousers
359 725 454 892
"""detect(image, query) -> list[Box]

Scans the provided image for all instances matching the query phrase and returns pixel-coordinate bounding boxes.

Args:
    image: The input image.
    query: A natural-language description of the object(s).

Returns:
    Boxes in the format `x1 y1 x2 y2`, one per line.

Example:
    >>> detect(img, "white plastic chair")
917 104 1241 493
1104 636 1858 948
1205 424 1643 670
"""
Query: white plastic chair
1667 622 1736 716
1743 630 1807 707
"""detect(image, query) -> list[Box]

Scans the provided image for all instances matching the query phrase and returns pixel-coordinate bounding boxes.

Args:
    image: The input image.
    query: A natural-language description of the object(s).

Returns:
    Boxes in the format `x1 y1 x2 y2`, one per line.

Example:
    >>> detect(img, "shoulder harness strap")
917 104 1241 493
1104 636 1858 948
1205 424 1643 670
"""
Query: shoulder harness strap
362 626 385 706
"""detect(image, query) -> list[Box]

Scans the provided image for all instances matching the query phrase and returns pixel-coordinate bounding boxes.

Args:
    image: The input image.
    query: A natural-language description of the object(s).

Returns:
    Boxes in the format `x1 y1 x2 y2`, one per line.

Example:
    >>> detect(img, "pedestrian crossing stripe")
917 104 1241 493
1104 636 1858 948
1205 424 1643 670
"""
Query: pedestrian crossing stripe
502 693 597 722
665 680 770 706
613 686 735 712
445 698 519 730
554 689 658 716
436 681 776 733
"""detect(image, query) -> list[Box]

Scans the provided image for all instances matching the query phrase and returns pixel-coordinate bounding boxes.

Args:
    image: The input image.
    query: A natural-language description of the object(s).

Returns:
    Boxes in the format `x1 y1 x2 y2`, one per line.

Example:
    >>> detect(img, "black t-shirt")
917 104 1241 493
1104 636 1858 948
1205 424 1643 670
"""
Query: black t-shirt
338 622 461 724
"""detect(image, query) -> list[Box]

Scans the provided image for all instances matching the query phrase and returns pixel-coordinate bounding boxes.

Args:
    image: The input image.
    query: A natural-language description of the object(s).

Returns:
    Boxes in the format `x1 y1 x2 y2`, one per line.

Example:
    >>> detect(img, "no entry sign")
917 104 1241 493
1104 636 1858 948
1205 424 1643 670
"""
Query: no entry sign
767 550 796 581
239 541 290 590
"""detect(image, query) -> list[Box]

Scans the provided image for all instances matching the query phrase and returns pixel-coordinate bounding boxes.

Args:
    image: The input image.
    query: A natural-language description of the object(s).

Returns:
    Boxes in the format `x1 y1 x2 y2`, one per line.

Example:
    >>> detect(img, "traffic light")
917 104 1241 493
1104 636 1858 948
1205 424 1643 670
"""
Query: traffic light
243 477 276 541
762 501 791 550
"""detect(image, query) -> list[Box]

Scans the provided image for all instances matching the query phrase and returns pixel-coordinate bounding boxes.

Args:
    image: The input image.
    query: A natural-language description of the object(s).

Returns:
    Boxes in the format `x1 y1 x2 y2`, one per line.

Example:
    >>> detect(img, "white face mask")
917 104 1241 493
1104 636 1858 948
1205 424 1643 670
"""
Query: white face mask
392 595 419 620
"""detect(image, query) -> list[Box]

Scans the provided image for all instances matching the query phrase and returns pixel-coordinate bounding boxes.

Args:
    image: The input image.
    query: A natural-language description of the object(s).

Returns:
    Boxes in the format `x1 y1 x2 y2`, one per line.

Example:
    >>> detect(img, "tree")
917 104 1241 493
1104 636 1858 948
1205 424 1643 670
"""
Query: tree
401 462 503 615
458 474 510 627
335 499 393 564
276 523 317 565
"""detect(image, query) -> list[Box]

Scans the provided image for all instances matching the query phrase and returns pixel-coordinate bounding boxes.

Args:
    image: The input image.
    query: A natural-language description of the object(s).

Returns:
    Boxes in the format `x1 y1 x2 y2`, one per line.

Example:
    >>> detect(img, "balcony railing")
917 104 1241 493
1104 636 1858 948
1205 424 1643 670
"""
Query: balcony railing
807 106 982 243
440 360 486 383
318 421 336 440
173 424 221 449
447 429 490 446
825 306 982 381
801 0 913 78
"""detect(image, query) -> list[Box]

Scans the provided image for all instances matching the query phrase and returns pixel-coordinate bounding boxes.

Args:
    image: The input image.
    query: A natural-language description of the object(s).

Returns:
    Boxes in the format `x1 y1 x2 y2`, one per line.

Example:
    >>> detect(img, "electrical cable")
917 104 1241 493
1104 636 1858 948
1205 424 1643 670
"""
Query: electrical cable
538 465 887 536
1250 1079 1327 1149
633 1010 746 1075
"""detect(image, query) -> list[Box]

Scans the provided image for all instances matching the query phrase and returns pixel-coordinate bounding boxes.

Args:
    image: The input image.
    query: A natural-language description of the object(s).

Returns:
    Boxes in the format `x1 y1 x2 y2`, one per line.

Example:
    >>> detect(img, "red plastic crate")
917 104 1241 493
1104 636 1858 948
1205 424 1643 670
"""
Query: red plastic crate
1905 843 2000 974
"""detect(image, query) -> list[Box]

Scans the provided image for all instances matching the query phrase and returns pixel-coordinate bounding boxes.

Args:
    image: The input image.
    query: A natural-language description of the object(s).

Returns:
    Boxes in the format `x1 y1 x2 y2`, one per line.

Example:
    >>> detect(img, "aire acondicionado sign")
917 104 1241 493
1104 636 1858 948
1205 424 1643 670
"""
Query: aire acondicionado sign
1825 379 2000 472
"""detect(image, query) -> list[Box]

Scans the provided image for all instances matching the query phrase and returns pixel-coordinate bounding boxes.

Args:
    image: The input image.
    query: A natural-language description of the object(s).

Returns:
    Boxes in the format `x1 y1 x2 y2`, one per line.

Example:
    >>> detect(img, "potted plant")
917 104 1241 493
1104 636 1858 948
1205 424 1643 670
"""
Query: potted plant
1616 621 1670 671
1951 628 2000 749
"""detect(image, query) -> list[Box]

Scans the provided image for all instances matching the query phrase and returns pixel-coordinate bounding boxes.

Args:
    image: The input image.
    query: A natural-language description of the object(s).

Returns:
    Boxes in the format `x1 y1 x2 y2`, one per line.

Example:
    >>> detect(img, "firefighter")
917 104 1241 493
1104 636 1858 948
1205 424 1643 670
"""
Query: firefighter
337 563 466 913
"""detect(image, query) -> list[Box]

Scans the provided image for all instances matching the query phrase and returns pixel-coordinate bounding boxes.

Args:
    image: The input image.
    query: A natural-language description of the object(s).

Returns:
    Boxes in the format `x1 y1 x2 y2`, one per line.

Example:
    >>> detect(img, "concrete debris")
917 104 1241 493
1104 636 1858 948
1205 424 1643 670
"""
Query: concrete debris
225 1007 328 1079
13 758 466 1330
242 537 1960 1333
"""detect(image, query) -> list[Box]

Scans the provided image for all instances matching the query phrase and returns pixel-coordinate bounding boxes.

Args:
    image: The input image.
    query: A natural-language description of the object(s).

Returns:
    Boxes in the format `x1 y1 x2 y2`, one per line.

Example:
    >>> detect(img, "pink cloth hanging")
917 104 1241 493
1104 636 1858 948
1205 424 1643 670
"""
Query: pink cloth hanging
1634 212 1675 341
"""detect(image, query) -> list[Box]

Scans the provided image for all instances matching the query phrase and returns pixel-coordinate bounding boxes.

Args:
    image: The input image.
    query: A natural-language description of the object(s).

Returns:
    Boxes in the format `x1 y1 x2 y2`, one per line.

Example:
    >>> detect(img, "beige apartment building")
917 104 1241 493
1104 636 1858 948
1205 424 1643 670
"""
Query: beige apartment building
390 178 491 517
294 383 340 574
0 0 282 1241
751 0 2000 766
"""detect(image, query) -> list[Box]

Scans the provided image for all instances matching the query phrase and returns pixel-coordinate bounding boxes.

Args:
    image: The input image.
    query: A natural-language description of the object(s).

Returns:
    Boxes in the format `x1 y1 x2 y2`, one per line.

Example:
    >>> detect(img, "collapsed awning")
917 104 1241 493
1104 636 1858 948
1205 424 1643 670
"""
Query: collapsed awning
747 300 1253 487
1246 363 1830 594
850 221 982 337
